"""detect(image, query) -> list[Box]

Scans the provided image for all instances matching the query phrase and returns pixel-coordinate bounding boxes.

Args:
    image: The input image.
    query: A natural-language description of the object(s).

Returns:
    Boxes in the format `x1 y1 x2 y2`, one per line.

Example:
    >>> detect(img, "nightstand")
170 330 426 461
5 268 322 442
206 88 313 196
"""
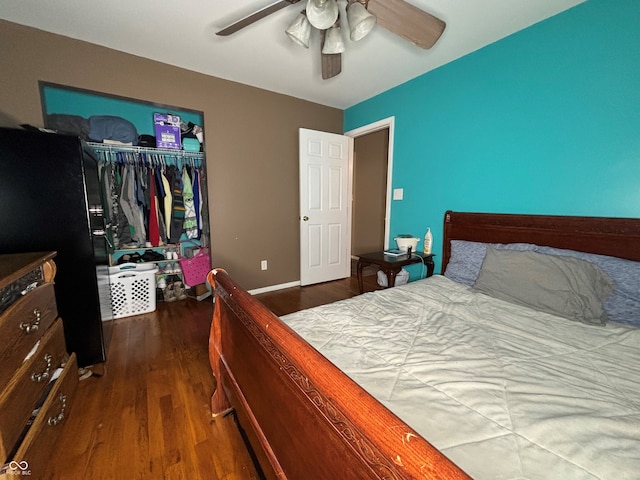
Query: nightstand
356 251 435 293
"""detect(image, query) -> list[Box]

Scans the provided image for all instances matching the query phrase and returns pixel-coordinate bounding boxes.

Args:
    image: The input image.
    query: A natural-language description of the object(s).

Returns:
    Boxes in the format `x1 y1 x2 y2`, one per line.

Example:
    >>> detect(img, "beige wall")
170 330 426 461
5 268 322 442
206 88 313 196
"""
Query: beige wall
0 20 343 290
352 129 388 255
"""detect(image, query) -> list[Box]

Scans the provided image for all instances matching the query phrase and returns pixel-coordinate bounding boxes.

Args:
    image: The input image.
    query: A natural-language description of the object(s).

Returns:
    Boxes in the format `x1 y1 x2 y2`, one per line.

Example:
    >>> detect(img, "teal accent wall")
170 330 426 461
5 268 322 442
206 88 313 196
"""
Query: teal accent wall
42 85 203 137
345 0 640 275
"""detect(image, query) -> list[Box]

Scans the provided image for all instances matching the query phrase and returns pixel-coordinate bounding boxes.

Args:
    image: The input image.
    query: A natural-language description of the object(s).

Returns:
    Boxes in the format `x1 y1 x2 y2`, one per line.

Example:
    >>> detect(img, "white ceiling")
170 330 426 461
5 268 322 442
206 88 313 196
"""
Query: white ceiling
0 0 585 109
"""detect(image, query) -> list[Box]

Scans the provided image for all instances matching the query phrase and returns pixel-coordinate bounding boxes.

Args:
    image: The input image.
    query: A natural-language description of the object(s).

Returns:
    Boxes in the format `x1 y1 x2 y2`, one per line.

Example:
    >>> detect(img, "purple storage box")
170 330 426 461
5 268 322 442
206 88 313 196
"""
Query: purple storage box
154 113 181 149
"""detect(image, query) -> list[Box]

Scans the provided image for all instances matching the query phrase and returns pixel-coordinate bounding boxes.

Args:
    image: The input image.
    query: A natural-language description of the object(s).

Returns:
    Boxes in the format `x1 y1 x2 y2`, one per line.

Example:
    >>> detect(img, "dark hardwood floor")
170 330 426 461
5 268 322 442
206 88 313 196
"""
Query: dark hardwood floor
256 272 380 316
47 272 379 479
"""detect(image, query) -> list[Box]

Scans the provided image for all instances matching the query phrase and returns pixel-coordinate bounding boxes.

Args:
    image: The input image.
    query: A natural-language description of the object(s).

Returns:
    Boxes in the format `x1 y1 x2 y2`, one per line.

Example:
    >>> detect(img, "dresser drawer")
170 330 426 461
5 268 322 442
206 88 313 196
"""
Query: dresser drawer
10 353 78 478
0 284 58 389
0 319 67 462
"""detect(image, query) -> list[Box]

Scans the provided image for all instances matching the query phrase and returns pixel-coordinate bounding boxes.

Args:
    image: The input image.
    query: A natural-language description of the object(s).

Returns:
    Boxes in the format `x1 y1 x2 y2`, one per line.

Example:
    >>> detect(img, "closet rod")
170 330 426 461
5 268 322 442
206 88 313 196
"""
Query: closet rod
86 141 204 159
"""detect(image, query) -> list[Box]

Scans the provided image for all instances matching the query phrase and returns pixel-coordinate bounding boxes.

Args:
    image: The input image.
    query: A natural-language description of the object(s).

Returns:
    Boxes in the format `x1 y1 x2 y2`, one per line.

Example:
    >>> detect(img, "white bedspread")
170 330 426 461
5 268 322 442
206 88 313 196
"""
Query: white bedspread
280 275 640 480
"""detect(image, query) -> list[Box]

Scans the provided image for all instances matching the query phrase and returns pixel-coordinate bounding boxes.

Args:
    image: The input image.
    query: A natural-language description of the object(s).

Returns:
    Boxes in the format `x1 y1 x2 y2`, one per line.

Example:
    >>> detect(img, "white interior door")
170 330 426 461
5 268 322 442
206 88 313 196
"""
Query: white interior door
299 128 353 286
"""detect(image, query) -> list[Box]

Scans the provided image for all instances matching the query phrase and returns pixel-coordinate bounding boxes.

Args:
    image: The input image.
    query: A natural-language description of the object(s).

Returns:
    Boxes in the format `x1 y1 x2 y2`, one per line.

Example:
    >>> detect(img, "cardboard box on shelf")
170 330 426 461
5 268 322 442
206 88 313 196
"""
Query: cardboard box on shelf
154 113 181 149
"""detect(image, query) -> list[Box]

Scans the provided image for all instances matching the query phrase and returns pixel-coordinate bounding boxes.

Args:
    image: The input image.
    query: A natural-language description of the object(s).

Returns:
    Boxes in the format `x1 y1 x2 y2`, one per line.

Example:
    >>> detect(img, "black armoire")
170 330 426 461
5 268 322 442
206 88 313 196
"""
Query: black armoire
0 127 112 366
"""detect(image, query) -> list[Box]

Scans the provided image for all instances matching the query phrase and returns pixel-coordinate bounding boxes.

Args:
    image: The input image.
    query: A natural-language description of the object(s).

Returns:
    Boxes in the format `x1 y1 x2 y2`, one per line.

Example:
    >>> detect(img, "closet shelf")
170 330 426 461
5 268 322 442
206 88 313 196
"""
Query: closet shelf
86 142 204 159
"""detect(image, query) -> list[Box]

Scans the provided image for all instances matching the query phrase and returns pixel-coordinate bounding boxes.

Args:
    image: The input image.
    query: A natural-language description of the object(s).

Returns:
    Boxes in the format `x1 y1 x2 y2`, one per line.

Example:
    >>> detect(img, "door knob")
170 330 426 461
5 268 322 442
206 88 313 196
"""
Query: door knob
302 216 309 221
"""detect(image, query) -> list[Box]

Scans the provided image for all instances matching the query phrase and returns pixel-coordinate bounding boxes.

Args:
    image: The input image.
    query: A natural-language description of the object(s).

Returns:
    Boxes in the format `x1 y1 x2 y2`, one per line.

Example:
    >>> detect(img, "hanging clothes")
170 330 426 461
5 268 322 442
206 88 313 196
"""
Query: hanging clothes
132 161 151 243
196 168 205 239
91 145 205 248
113 165 133 246
119 165 146 245
192 168 201 238
148 168 160 247
167 165 185 244
153 166 168 244
98 163 116 253
182 166 198 239
162 168 173 242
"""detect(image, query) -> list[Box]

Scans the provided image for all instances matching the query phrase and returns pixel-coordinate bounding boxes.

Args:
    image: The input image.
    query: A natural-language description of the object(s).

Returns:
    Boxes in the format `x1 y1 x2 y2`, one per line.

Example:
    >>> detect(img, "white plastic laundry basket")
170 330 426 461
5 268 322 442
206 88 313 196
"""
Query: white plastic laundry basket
377 268 409 287
108 263 158 318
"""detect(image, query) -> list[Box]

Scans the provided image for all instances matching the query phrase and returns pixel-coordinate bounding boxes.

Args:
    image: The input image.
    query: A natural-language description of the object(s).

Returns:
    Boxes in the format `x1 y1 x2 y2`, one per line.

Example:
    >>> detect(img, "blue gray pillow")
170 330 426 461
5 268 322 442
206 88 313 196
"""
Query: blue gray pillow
445 240 640 327
535 246 640 327
444 241 537 286
473 247 613 325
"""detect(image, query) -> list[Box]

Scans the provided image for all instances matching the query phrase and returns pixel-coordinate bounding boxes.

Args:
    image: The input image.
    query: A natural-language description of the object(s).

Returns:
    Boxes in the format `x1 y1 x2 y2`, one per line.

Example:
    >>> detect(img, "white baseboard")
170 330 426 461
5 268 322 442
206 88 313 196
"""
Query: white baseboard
248 280 301 296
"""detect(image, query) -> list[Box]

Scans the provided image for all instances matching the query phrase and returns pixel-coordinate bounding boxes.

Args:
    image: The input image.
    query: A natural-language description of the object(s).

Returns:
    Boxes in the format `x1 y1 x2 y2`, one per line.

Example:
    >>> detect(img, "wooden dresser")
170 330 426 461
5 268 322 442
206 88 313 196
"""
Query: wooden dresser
0 252 78 477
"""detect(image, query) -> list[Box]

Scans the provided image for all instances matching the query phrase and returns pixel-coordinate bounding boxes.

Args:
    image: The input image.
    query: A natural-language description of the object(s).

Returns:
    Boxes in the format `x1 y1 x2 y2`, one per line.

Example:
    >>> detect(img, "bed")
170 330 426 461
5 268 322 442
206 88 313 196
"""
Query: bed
207 211 640 479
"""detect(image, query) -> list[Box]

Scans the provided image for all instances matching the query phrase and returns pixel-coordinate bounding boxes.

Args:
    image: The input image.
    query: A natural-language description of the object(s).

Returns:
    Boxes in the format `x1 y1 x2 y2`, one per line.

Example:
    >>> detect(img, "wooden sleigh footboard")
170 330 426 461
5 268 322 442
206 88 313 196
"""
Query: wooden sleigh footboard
207 268 469 480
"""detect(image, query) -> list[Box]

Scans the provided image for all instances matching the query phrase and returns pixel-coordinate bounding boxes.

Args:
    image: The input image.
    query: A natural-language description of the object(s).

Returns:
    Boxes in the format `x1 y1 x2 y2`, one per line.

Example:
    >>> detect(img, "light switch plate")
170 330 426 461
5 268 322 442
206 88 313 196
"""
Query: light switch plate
393 188 404 200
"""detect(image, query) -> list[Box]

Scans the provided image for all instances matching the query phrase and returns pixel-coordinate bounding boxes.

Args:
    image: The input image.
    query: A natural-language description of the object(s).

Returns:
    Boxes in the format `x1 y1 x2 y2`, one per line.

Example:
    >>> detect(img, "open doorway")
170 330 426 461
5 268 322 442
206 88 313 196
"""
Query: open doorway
352 129 389 255
345 117 395 258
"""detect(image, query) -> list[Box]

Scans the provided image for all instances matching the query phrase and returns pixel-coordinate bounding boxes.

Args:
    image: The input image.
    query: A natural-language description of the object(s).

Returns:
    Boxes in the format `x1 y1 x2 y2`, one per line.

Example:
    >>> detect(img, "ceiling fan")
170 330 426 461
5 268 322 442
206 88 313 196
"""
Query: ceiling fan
216 0 446 80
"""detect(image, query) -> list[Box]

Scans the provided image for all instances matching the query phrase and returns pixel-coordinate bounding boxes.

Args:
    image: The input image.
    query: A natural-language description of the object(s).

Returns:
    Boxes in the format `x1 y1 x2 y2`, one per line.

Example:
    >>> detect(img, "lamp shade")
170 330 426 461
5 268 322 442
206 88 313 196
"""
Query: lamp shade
307 0 339 30
285 11 311 48
322 23 345 54
347 1 376 41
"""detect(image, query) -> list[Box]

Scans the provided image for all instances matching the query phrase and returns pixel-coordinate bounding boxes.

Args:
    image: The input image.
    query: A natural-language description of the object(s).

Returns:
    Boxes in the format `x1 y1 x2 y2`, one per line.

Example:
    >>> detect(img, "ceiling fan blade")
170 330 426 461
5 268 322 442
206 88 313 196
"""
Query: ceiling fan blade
321 30 342 80
216 0 301 36
367 0 445 49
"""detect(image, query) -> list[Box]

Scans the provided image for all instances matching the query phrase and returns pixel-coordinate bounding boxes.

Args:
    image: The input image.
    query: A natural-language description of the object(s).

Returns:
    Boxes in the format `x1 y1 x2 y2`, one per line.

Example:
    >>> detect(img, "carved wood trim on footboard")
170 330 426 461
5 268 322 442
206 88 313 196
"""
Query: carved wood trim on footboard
207 269 470 480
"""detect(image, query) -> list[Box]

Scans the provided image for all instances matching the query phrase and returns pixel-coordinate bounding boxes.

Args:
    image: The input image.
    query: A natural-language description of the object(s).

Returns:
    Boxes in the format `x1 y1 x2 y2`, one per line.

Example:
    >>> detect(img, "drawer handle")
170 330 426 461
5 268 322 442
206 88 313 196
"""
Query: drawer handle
47 394 67 426
31 353 53 383
20 308 41 334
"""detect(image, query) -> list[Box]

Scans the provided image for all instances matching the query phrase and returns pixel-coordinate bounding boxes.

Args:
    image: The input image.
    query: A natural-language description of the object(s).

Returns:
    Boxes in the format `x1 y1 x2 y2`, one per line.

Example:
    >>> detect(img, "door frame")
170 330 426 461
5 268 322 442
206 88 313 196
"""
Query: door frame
344 116 395 250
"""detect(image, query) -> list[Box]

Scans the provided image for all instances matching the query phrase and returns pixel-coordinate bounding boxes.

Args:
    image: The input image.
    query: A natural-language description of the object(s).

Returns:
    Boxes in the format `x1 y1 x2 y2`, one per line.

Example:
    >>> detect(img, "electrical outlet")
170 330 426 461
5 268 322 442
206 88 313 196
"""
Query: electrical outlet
261 260 268 271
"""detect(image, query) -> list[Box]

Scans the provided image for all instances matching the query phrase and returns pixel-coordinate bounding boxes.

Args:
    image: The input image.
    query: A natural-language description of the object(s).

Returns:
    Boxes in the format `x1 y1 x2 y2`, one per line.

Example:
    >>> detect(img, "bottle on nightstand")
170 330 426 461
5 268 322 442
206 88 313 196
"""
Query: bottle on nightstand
423 228 433 254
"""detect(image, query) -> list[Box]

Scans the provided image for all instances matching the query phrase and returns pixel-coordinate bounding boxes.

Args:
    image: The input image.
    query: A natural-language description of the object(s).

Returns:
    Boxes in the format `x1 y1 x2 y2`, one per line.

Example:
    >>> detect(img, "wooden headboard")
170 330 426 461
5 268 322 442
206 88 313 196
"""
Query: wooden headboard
442 210 640 271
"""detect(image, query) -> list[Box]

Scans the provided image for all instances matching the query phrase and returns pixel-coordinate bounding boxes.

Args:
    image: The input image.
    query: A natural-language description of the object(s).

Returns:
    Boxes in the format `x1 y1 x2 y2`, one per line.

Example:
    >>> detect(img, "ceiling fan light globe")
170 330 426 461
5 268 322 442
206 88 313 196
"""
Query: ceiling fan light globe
322 25 345 54
307 0 339 30
285 12 311 48
347 2 376 41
